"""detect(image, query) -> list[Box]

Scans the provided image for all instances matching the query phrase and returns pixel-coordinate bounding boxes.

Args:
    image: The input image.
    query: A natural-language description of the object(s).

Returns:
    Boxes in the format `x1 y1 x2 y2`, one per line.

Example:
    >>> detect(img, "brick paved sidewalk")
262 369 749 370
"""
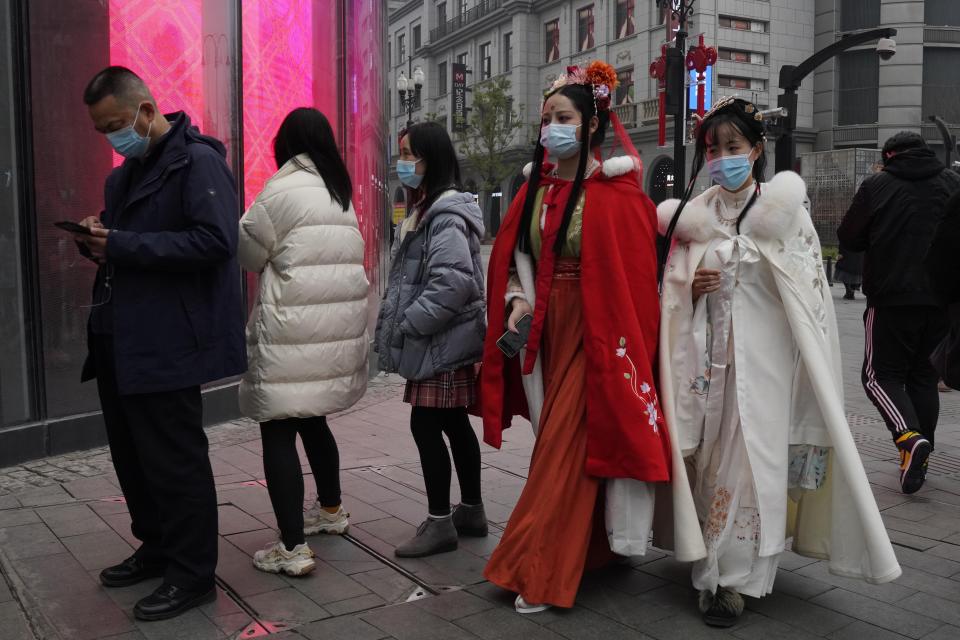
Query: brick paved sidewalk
2 288 960 640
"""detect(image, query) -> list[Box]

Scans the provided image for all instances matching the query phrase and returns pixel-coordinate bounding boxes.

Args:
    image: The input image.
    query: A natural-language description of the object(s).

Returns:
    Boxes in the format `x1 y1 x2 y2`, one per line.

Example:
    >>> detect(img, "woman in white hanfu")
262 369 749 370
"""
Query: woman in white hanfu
654 97 901 628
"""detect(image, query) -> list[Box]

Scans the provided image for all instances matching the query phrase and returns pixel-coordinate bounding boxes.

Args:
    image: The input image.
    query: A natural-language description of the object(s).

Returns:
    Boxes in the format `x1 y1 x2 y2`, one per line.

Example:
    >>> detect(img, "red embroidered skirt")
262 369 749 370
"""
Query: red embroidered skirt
404 364 479 408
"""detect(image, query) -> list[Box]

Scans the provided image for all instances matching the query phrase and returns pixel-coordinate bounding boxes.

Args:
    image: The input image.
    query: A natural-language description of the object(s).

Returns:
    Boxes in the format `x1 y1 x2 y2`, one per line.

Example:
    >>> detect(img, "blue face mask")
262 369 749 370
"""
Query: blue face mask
707 153 753 191
397 159 423 189
105 104 153 159
540 123 582 160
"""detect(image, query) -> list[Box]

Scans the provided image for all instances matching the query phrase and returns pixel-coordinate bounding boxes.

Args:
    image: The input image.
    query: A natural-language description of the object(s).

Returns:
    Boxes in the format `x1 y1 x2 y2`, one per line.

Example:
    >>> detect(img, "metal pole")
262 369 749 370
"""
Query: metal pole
673 20 687 198
406 56 413 131
774 27 897 173
928 115 954 168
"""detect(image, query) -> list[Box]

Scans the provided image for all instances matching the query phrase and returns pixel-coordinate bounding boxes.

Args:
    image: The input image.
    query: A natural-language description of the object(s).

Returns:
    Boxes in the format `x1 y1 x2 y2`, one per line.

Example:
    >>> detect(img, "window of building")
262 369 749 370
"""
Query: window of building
837 50 879 125
719 16 767 33
457 0 467 16
397 33 406 64
616 0 636 39
616 68 634 104
840 0 880 32
438 61 448 95
923 48 960 123
717 75 751 89
926 0 960 27
718 48 766 64
413 24 421 51
577 6 595 52
480 41 492 79
437 2 447 25
503 32 513 72
545 19 560 63
456 51 468 67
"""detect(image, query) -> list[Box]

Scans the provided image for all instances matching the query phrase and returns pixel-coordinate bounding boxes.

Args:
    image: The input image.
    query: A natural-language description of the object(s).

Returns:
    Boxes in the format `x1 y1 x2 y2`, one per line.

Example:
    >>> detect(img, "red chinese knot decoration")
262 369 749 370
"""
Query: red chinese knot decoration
685 34 717 116
649 45 668 147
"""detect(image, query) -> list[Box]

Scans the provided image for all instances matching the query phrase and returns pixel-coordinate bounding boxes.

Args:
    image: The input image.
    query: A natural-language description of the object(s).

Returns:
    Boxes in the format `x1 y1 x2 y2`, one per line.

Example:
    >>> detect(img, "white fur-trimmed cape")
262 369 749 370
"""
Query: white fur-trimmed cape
656 170 807 243
522 155 640 180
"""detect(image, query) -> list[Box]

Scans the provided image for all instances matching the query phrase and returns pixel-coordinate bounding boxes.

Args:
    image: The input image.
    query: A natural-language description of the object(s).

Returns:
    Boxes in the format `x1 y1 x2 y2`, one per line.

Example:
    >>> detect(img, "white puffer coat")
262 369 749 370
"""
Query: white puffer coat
238 154 369 422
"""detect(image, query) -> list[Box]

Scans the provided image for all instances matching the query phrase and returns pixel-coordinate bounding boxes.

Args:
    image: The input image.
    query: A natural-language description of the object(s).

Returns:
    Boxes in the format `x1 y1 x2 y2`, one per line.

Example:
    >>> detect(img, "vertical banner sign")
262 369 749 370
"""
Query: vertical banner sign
452 62 467 133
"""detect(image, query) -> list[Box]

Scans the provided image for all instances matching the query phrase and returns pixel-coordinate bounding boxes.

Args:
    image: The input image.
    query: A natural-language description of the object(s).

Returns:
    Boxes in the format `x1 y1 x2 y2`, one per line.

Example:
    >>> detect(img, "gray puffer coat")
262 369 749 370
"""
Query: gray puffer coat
375 191 486 381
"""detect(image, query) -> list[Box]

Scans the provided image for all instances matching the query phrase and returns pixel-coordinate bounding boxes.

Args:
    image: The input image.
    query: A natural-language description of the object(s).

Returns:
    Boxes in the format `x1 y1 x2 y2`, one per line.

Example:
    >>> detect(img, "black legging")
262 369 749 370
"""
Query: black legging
260 416 341 549
410 407 482 516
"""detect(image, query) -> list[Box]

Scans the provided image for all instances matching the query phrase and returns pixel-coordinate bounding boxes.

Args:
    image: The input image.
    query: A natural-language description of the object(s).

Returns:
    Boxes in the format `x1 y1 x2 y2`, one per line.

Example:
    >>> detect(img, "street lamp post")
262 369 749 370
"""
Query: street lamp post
774 28 897 173
927 115 957 168
656 0 696 198
397 60 425 132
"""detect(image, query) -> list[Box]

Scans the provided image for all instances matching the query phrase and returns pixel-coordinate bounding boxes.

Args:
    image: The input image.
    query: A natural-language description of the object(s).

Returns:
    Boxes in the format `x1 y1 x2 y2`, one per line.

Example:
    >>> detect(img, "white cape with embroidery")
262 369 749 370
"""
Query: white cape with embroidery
654 171 901 584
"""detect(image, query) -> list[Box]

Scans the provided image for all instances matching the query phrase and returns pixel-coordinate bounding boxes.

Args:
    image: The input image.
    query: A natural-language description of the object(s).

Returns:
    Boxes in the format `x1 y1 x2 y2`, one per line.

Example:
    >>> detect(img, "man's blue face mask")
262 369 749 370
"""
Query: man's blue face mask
106 103 153 159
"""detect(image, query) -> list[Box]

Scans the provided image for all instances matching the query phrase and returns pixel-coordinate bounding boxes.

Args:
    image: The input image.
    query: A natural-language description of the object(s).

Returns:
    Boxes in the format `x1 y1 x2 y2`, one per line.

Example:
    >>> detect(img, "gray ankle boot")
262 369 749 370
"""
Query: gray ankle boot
394 517 458 558
451 503 488 537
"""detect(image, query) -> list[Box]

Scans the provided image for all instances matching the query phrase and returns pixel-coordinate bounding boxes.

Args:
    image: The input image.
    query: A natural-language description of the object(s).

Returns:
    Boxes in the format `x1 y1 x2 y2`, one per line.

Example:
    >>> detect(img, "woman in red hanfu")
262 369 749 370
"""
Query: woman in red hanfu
479 61 672 614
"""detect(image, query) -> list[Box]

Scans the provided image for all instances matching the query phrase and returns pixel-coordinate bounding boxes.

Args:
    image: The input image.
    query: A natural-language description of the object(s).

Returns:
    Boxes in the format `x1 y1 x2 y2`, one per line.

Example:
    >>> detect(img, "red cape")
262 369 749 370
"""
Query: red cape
479 163 671 482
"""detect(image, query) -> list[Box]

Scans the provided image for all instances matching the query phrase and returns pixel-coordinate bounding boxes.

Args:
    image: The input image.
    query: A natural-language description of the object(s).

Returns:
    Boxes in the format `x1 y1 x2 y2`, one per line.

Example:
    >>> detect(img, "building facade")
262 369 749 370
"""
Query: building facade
813 0 960 154
0 0 389 466
387 0 817 219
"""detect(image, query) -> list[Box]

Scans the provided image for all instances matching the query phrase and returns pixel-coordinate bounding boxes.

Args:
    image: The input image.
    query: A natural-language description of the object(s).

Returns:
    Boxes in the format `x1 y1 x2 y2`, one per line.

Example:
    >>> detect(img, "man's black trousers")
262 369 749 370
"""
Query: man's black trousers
861 305 948 448
92 335 217 591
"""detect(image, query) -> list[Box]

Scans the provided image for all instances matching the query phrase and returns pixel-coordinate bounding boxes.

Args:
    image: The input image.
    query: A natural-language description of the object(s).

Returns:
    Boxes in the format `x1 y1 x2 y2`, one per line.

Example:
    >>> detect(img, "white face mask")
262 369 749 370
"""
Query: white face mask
540 123 582 159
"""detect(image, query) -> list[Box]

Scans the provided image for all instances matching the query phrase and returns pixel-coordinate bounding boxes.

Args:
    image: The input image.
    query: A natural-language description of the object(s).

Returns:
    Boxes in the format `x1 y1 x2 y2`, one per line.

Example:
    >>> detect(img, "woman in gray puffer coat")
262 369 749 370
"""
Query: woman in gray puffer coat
375 122 487 558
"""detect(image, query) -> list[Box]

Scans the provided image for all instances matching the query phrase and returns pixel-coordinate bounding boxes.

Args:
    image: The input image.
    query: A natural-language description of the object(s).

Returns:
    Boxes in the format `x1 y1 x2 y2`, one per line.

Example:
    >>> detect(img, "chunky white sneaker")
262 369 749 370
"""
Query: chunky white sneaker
252 541 316 576
303 503 350 535
515 595 551 614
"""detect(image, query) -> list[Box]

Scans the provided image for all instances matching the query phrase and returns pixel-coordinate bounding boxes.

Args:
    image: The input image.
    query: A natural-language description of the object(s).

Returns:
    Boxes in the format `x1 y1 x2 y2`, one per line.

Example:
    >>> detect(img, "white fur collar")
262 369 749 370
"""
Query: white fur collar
656 171 807 243
521 155 639 179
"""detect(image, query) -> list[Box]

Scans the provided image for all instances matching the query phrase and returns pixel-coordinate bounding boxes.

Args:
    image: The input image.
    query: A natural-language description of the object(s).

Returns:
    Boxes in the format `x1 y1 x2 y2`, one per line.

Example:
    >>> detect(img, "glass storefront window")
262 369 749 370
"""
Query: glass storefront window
0 4 35 426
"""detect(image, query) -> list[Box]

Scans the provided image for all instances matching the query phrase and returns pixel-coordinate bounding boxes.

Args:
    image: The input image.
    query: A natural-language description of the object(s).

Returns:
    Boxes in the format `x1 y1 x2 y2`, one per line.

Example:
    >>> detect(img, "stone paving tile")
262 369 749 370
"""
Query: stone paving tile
36 503 110 538
544 605 659 640
455 606 567 639
324 592 388 616
0 494 20 509
16 484 76 507
921 625 960 640
0 601 33 640
745 592 854 637
352 567 422 603
809 588 942 638
408 589 493 622
62 477 121 501
215 536 288 598
890 544 960 578
243 586 331 627
794 560 917 603
769 569 835 600
893 566 960 605
134 608 226 640
825 620 910 640
361 601 480 640
733 617 825 640
279 559 372 606
10 551 134 640
216 504 267 536
61 529 135 571
297 614 392 640
897 591 960 627
0 522 67 559
0 508 40 528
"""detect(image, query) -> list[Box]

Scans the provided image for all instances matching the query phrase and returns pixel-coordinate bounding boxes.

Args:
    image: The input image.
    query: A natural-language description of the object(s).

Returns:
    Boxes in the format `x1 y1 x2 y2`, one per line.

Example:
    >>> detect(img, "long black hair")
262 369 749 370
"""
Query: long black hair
274 107 353 211
657 98 767 285
403 121 463 215
518 83 610 255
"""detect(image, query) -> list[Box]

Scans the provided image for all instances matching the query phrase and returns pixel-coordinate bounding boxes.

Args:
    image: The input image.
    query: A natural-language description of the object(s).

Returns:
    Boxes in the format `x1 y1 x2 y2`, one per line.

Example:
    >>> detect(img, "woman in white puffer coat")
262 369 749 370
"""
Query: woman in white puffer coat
238 108 369 577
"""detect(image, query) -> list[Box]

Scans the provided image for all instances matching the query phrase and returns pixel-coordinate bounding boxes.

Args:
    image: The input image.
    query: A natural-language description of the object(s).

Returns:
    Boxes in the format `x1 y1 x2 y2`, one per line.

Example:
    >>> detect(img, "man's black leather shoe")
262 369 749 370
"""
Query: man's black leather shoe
134 583 216 621
99 555 166 588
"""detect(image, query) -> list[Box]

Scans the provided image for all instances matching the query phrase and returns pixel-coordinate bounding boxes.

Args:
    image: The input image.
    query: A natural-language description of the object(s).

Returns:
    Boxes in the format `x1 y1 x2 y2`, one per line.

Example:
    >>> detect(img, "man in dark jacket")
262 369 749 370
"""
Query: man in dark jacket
72 67 245 620
838 131 960 494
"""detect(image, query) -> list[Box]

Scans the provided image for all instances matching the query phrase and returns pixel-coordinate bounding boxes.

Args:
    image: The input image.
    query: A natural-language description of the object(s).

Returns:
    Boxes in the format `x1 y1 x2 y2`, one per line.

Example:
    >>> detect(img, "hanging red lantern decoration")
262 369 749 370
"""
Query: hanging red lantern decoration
685 34 717 117
649 44 668 147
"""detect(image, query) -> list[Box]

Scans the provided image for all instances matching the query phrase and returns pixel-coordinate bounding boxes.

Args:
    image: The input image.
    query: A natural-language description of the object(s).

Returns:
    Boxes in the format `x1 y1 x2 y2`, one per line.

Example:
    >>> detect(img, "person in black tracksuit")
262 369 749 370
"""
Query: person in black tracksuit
838 131 960 494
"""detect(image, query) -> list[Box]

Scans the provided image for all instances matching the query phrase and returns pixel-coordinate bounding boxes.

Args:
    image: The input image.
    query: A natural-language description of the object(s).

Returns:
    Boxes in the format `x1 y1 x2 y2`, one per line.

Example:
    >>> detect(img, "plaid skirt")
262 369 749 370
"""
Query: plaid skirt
404 363 479 408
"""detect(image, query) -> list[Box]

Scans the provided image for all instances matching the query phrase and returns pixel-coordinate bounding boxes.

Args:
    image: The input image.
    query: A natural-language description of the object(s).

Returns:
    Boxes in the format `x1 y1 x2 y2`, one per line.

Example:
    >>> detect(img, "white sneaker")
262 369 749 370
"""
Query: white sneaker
303 503 350 535
515 595 551 614
252 541 316 576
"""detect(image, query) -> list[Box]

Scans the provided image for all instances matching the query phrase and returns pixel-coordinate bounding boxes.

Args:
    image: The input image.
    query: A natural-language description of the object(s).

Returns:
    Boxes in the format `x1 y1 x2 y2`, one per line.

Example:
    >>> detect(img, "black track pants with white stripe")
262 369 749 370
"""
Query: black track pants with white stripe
861 305 948 448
